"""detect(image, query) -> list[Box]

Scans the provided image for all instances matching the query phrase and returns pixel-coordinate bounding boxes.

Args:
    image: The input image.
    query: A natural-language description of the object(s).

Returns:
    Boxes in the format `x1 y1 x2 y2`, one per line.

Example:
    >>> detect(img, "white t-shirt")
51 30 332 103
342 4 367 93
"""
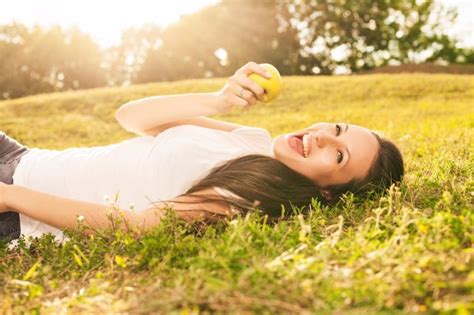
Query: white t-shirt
12 125 273 241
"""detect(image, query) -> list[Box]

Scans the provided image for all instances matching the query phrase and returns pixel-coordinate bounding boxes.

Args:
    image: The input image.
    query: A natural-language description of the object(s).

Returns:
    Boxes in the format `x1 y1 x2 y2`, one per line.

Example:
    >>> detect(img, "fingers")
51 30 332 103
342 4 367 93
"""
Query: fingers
220 61 273 110
234 85 257 107
235 75 265 100
230 93 250 108
228 75 259 104
236 61 272 79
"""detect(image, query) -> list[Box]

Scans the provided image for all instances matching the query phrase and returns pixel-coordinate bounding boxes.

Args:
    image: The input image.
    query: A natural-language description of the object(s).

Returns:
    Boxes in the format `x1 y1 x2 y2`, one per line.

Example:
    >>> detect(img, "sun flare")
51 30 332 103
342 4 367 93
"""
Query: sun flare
0 0 218 47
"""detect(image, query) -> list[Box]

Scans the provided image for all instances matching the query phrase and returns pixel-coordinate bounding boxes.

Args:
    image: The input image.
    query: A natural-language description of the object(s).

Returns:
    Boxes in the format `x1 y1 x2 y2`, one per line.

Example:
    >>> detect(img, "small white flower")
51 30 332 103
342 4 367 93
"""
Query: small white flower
77 215 85 222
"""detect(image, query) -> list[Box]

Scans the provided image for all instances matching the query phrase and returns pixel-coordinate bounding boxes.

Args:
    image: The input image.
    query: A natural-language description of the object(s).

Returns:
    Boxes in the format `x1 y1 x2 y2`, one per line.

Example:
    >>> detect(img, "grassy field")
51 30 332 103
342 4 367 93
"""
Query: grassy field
0 74 472 314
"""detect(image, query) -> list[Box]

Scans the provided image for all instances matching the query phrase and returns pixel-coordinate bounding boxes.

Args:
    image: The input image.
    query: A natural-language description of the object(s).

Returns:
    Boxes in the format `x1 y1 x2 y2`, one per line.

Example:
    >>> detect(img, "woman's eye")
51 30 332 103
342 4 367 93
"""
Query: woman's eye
337 151 343 164
335 124 341 136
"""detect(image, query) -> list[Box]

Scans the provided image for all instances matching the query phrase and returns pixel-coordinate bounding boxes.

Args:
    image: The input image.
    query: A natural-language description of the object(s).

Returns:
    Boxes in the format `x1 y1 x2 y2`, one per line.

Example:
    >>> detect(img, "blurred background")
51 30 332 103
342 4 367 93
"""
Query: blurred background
0 0 472 100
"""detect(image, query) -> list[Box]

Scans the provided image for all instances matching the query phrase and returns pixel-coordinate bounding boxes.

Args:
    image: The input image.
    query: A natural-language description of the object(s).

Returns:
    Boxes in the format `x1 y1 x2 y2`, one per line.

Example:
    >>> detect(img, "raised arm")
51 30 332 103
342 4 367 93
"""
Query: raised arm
115 92 223 134
0 183 232 235
115 62 269 135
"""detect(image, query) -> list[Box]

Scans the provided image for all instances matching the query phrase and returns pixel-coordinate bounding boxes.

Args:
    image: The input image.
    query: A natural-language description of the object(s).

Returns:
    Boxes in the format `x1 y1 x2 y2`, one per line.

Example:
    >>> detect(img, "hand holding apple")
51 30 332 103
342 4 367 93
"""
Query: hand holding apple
248 63 282 103
216 62 281 113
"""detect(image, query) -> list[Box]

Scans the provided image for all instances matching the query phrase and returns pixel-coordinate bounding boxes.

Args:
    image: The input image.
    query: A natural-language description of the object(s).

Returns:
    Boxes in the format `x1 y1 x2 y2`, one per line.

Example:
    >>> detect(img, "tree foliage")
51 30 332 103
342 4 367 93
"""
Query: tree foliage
288 0 466 74
0 23 104 99
136 0 302 83
102 24 163 86
0 0 471 99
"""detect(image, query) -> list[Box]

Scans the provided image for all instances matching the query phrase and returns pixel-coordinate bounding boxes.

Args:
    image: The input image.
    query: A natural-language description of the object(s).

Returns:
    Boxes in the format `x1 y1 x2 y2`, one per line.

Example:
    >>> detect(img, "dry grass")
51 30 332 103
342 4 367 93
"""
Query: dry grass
0 74 473 313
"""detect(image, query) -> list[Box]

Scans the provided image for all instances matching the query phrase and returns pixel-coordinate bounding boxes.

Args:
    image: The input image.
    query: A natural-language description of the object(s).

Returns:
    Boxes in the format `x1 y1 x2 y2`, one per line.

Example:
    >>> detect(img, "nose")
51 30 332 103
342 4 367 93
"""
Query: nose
313 130 339 148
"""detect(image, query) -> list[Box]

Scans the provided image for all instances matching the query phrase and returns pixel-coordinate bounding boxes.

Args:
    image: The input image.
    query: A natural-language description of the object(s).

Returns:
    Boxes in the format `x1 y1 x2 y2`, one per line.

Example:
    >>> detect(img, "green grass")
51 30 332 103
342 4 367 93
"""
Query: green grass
0 74 473 314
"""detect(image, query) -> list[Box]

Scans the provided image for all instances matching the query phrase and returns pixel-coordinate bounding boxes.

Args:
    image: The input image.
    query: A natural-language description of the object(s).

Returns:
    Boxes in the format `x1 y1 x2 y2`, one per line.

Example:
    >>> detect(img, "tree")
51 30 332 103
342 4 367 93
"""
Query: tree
0 23 105 99
102 24 163 86
136 0 302 83
284 0 466 74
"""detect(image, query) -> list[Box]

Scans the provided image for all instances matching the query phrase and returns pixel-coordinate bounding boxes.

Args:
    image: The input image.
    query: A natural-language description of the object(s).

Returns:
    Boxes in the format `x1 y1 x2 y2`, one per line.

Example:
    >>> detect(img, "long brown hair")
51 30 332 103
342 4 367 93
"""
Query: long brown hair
163 132 404 222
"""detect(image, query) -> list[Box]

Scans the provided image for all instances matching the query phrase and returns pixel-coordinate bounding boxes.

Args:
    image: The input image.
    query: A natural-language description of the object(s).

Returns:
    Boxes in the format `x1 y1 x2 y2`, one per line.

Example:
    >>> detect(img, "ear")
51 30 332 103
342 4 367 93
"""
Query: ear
320 189 332 201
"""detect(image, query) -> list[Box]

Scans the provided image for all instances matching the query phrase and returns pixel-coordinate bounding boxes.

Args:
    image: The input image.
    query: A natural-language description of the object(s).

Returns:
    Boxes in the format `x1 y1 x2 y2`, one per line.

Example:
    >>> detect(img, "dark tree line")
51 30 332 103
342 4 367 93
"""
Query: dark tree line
0 0 472 100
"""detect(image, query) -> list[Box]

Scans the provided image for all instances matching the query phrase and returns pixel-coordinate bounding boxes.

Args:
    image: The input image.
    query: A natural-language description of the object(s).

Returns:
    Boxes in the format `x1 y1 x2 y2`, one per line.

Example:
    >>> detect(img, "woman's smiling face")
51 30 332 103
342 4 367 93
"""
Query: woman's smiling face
271 122 380 188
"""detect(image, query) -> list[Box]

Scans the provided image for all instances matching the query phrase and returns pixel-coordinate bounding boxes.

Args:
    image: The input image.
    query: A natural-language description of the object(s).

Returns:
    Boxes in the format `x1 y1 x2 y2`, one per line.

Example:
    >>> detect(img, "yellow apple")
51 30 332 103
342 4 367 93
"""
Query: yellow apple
248 63 282 103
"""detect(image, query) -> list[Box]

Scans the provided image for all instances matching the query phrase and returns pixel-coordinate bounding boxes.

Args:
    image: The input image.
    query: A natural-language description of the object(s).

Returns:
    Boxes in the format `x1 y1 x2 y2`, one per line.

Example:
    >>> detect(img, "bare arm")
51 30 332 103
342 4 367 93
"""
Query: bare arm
0 183 231 235
115 92 223 133
115 62 269 135
2 184 161 235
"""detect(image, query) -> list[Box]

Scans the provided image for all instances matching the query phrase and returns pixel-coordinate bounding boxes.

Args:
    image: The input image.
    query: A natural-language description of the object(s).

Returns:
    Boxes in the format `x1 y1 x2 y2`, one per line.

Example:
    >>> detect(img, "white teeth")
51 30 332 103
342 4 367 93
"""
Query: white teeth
302 134 309 158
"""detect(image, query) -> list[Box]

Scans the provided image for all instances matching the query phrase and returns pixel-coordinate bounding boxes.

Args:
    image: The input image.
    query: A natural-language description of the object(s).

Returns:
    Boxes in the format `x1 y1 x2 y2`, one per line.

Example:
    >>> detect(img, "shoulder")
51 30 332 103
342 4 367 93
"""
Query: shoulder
231 125 272 139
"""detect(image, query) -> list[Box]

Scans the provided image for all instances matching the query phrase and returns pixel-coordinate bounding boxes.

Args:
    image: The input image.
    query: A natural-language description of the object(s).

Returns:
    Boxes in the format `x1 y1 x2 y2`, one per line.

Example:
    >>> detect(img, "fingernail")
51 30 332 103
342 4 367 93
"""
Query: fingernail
266 72 272 78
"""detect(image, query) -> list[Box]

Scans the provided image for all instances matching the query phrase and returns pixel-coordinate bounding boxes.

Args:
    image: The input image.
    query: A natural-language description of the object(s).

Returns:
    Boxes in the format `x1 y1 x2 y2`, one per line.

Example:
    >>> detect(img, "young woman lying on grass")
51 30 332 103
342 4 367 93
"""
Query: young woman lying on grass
0 62 404 242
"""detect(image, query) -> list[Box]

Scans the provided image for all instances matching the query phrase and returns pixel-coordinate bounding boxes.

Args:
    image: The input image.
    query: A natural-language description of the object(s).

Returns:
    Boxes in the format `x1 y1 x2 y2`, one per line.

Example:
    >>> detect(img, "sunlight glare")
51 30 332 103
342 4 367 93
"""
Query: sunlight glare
0 0 219 47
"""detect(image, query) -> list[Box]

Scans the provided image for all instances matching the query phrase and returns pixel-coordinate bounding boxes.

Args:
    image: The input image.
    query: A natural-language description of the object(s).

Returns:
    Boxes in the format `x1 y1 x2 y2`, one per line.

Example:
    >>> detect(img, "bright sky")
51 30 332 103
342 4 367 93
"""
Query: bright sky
0 0 219 47
0 0 472 48
440 0 473 47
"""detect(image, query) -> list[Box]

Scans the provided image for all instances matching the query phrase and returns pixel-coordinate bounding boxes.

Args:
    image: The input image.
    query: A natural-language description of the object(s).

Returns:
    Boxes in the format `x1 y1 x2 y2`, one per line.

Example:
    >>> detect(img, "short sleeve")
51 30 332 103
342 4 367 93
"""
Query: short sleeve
231 126 272 153
213 186 242 215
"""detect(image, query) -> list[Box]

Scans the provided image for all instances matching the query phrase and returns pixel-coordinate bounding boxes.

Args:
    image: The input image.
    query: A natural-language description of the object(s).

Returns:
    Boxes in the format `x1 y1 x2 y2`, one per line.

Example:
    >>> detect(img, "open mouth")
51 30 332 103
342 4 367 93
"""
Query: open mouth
287 134 306 157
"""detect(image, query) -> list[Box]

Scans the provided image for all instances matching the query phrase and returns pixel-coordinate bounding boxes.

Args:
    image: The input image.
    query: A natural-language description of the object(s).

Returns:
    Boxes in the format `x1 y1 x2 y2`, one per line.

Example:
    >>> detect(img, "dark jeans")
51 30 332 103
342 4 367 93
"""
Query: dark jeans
0 131 30 241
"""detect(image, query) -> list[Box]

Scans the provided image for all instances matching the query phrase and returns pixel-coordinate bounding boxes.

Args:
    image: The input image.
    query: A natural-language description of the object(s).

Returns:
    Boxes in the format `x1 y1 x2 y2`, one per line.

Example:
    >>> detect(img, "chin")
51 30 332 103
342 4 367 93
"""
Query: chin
272 136 291 162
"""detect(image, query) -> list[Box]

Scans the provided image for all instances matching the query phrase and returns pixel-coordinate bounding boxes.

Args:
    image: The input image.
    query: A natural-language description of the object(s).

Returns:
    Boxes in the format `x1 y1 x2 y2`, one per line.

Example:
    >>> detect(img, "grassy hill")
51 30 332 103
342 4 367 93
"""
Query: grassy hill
0 74 473 313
